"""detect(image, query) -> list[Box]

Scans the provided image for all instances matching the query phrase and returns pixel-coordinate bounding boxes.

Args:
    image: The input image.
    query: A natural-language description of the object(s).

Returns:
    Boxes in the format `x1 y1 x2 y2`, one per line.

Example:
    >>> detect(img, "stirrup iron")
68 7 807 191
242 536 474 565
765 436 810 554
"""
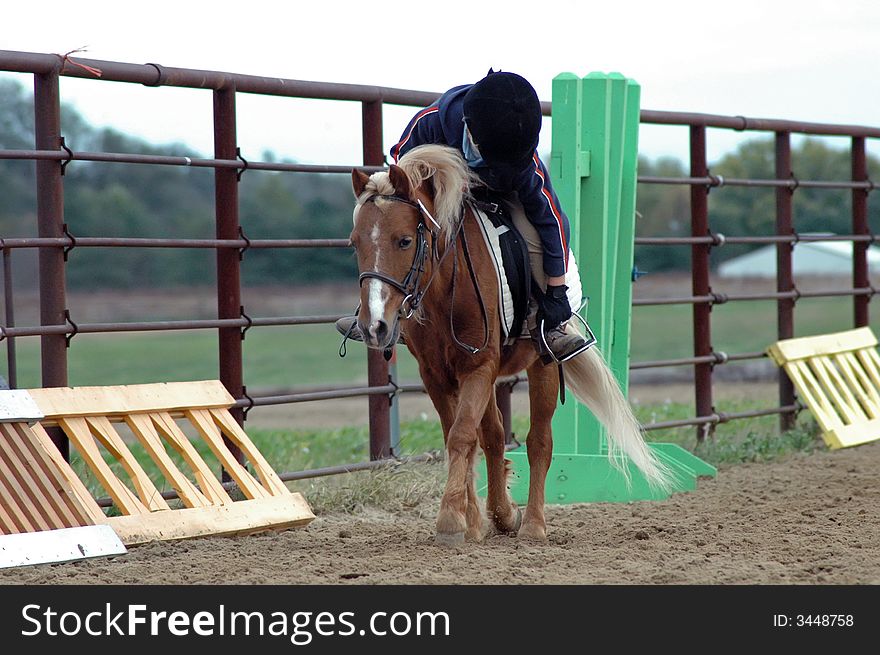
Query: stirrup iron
537 313 597 365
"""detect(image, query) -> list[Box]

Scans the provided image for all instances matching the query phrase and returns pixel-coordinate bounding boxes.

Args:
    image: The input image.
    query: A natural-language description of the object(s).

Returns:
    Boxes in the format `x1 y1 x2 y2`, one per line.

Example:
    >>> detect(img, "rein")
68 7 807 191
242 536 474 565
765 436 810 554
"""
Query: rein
357 194 490 355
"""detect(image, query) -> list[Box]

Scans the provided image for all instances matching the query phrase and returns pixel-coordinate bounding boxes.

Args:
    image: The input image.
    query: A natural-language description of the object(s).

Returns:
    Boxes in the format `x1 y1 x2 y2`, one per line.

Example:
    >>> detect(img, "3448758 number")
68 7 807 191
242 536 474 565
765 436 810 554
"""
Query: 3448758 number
796 615 854 627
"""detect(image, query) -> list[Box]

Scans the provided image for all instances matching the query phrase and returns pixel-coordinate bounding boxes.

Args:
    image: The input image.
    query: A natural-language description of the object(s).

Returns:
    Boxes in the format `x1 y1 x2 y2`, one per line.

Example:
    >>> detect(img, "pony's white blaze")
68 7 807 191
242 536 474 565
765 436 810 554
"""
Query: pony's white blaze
370 222 381 271
367 278 388 325
365 221 389 334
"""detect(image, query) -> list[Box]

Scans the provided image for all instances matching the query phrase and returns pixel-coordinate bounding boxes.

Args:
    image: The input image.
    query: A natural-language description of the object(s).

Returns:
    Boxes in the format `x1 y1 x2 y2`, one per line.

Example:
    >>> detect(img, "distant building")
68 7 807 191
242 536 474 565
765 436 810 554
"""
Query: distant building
717 237 880 278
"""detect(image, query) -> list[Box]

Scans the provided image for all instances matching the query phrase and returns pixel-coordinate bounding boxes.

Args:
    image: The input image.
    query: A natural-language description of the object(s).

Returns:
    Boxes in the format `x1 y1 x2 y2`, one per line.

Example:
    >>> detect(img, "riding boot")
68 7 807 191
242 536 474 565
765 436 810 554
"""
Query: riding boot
335 316 363 342
335 316 407 346
529 323 595 364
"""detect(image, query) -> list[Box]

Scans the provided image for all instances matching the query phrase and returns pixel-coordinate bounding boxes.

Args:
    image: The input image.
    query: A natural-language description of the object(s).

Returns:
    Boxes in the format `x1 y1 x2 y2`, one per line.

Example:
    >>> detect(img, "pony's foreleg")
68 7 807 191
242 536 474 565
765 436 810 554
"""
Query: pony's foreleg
421 379 482 542
479 393 520 534
464 453 483 542
519 359 559 541
435 367 495 546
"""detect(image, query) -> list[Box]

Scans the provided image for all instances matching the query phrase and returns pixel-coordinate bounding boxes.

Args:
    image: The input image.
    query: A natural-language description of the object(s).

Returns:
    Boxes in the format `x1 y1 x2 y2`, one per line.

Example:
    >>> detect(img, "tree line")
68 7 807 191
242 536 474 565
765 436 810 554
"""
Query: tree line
1 78 877 289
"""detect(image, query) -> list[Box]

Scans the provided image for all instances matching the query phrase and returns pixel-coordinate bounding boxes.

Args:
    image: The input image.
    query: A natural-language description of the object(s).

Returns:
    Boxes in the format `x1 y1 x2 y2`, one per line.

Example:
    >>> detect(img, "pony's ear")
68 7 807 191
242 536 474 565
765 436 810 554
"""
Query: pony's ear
352 168 371 198
388 164 412 198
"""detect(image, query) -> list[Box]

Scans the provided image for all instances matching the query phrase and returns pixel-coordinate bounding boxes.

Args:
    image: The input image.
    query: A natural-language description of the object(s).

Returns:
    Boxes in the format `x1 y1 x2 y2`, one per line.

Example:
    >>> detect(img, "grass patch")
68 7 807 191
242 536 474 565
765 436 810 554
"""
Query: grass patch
300 463 446 516
693 422 822 465
631 397 824 465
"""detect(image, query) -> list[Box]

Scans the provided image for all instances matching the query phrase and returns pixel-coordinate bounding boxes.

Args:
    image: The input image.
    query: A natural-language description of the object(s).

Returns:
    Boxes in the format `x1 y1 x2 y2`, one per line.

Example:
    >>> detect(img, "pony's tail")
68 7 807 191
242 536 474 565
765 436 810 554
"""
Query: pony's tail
563 324 676 493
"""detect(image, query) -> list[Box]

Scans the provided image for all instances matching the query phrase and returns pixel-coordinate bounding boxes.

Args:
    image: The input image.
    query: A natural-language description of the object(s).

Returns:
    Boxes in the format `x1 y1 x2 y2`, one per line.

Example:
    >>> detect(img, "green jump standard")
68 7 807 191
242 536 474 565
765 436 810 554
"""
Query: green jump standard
482 72 715 504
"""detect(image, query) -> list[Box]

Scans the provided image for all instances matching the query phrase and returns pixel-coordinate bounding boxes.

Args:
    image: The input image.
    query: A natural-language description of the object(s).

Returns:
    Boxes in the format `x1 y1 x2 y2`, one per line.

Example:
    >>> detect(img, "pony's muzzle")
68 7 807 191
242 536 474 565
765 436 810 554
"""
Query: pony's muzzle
357 316 402 350
360 317 389 348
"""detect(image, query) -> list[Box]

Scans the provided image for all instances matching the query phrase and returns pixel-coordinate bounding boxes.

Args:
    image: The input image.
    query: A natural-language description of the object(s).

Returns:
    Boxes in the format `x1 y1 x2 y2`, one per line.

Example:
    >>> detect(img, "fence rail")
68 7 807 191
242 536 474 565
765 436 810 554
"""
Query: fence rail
1 49 877 480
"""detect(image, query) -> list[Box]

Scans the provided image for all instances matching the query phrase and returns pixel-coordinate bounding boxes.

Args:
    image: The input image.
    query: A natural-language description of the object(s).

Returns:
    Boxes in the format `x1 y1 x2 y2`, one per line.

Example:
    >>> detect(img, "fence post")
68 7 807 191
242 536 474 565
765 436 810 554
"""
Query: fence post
362 100 392 460
496 72 716 504
34 69 69 459
852 136 869 328
213 84 244 471
689 125 714 441
775 131 796 432
3 248 17 389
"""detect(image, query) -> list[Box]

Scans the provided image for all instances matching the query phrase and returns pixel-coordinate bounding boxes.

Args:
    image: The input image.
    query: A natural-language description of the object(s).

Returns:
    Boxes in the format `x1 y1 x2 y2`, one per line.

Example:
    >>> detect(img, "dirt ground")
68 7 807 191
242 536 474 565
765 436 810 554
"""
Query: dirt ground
3 285 877 585
3 438 879 585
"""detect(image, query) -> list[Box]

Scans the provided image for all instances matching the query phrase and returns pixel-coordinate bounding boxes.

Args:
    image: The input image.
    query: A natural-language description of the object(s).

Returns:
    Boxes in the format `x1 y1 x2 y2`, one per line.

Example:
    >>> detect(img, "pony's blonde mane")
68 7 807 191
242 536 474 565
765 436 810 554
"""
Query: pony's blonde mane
355 145 482 240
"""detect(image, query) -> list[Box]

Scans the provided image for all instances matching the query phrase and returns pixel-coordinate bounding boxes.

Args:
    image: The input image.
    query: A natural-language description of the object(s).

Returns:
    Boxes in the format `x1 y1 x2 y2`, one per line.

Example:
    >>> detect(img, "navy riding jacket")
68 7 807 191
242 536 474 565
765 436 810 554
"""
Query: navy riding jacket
390 84 571 278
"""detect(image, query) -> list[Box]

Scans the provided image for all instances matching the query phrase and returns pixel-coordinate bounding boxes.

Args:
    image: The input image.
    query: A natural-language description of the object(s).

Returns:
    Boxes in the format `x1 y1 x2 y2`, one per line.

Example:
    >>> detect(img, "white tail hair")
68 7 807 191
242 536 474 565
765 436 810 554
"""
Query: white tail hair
563 323 676 492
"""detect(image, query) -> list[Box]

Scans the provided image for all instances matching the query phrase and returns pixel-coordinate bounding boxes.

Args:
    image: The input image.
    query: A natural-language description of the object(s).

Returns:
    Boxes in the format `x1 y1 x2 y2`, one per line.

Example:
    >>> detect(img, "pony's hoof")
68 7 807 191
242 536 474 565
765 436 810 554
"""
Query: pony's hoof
491 505 523 535
434 531 465 547
517 521 547 541
465 528 484 543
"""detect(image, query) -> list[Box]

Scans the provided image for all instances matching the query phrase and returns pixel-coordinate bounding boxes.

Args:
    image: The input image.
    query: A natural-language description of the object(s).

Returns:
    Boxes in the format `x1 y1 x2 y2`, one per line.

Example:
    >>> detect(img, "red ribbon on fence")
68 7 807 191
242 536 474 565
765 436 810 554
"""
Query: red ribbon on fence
56 47 103 78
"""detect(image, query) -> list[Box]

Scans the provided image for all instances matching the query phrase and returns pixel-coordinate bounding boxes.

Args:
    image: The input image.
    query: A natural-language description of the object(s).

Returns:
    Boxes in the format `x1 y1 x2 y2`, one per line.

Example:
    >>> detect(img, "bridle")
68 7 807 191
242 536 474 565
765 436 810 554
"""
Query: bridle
357 195 436 320
356 193 490 354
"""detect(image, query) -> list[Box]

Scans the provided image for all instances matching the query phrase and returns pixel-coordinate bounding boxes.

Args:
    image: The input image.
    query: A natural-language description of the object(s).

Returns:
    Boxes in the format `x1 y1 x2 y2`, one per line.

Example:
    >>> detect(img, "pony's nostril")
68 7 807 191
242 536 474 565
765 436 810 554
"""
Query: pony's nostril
360 319 388 342
373 319 388 340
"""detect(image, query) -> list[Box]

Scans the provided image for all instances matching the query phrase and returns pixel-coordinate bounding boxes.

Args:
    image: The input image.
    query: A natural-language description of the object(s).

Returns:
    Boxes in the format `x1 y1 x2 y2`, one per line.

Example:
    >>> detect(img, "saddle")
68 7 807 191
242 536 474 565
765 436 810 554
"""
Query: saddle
469 189 531 346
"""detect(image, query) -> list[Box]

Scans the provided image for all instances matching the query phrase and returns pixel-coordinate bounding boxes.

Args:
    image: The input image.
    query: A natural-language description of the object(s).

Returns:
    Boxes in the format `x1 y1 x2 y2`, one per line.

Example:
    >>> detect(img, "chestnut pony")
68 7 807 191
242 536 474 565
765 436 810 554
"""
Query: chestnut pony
350 145 671 544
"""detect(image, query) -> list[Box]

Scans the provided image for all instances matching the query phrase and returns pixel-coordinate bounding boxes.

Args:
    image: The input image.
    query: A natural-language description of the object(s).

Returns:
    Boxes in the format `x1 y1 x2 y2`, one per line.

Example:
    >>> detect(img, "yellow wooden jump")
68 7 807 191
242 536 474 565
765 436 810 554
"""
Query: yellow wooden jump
768 327 880 449
0 380 314 544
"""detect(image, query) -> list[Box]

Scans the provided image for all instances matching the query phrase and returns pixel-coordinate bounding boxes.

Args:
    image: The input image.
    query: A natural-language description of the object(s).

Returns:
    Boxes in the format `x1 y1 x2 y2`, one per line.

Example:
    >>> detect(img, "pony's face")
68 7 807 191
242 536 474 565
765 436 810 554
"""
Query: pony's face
350 166 425 350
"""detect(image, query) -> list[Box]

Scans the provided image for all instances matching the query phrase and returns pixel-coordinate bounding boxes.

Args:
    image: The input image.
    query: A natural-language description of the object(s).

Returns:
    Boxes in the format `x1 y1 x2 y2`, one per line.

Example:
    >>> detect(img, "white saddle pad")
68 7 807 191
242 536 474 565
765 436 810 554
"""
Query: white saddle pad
471 203 585 342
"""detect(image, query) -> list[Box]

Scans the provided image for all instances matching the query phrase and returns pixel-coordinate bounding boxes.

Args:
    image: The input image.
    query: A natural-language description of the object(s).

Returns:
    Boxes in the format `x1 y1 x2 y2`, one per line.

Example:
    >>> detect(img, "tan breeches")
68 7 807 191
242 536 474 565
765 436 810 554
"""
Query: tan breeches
500 195 591 331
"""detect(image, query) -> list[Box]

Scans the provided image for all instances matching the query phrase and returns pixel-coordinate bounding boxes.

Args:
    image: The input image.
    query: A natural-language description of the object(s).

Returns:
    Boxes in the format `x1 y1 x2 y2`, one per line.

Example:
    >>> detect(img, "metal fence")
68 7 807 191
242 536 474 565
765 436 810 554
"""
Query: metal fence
636 112 879 439
1 50 878 484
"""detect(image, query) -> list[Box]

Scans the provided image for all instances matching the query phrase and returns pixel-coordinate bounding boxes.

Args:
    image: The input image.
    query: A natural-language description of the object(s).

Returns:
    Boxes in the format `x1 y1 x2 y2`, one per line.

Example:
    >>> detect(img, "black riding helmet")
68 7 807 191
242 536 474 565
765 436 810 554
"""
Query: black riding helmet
462 71 542 169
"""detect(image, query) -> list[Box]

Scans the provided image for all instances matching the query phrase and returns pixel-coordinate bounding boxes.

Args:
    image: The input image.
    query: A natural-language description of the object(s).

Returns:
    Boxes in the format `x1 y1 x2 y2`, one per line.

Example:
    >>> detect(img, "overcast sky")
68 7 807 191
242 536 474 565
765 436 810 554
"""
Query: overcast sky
2 0 879 166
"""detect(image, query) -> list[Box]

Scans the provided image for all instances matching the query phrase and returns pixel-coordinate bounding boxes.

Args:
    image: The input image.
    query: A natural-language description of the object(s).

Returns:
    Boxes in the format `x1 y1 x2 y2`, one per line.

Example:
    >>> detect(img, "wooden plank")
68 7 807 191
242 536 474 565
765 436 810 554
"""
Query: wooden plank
829 416 880 449
1 424 81 528
209 409 289 496
0 446 45 532
0 495 21 534
59 417 148 516
29 423 107 526
107 493 314 545
835 352 880 418
28 380 235 421
769 327 877 363
786 361 839 430
848 351 880 406
185 409 268 500
857 348 880 389
816 355 864 423
125 413 211 509
808 357 860 424
86 417 170 512
0 469 33 533
148 413 232 506
0 425 70 529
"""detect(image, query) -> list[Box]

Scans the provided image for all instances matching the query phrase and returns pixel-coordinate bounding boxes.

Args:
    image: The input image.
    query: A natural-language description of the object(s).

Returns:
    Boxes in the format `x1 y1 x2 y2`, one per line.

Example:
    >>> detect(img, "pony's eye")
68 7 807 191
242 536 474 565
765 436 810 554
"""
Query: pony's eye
398 236 414 249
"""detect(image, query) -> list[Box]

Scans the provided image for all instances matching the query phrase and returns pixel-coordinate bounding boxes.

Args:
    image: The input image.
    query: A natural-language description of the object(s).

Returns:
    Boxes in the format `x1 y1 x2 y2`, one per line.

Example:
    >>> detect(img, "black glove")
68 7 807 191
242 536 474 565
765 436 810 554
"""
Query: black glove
538 284 572 330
